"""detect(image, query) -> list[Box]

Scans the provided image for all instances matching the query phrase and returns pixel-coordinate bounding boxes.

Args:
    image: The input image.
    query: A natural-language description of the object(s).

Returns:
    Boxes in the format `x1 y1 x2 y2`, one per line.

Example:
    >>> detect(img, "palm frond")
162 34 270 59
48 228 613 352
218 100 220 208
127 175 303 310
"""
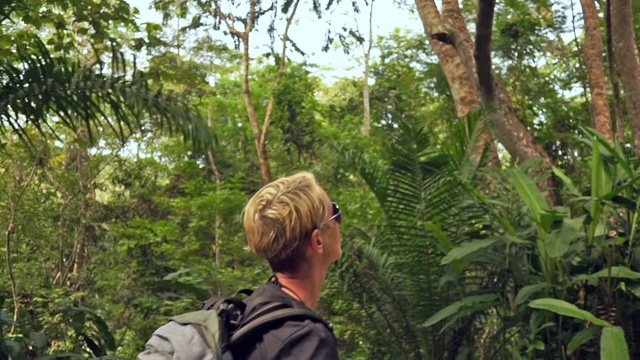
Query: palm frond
338 120 493 358
339 145 389 204
338 235 425 359
0 36 212 150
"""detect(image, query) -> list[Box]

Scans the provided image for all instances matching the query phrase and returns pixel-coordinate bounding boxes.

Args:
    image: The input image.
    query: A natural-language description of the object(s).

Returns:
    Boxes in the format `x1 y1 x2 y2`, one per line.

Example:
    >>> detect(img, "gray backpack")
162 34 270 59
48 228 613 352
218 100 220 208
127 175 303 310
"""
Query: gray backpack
137 289 328 360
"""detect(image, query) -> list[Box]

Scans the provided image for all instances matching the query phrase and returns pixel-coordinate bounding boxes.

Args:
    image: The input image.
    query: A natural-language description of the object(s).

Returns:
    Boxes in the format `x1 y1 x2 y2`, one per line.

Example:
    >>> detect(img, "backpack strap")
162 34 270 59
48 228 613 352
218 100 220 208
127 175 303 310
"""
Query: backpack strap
202 289 253 311
230 307 330 345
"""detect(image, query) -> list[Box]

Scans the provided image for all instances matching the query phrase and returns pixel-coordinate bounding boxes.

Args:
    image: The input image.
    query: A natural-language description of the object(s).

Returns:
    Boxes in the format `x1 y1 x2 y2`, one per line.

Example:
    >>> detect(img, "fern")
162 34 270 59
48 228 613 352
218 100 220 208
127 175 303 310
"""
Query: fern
0 36 212 150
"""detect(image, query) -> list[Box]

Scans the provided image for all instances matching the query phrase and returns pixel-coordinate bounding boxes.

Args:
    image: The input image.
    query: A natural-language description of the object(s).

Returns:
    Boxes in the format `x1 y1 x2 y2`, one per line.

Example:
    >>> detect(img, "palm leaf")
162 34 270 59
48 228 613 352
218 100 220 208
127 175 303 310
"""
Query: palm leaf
338 120 492 358
0 36 212 150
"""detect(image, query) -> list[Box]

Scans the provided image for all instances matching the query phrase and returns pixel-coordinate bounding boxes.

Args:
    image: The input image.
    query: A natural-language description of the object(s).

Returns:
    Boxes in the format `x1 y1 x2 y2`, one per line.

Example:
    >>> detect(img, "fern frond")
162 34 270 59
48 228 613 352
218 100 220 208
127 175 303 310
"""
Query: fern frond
0 36 212 150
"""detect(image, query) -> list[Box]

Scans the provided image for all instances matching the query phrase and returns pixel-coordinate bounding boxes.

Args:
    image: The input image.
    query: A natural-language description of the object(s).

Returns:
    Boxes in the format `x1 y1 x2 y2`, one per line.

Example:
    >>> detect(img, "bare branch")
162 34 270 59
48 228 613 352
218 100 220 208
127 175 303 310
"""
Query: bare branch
7 159 39 334
260 0 302 148
213 0 244 37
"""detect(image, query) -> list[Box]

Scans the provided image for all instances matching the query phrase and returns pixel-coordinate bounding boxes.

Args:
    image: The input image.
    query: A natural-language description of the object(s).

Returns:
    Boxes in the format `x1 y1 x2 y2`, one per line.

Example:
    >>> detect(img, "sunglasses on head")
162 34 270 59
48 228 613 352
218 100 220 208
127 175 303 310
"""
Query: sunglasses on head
321 202 342 226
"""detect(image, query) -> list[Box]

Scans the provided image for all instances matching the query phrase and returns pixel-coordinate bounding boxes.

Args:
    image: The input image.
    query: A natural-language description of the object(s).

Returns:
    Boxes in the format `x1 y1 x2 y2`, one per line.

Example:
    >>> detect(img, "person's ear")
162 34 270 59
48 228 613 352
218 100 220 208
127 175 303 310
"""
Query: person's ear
310 229 323 254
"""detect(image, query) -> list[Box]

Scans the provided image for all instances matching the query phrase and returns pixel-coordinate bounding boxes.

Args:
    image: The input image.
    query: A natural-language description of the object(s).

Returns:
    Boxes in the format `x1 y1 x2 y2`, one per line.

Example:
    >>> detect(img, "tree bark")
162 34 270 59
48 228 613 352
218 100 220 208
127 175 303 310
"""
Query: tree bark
206 92 223 294
417 0 481 116
415 0 495 166
215 0 301 184
611 0 640 155
581 0 614 144
474 0 496 105
605 0 626 142
415 0 561 205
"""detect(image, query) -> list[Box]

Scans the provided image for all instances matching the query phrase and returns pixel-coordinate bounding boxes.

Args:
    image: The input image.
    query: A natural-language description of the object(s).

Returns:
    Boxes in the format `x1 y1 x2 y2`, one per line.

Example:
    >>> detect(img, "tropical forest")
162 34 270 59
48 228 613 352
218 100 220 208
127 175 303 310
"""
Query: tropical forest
2 0 640 358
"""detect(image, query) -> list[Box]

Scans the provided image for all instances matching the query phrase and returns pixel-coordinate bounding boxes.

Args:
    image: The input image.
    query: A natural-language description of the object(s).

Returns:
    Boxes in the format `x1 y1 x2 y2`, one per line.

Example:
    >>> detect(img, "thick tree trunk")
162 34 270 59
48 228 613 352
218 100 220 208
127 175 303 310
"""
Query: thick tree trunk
581 0 614 144
415 0 561 205
417 0 480 116
605 0 626 142
415 0 495 165
611 0 640 154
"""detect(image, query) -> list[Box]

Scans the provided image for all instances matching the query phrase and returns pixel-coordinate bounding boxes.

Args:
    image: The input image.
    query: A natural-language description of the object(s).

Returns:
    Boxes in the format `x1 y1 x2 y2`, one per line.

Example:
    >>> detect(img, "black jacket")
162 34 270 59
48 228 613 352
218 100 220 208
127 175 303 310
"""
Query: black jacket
231 282 339 360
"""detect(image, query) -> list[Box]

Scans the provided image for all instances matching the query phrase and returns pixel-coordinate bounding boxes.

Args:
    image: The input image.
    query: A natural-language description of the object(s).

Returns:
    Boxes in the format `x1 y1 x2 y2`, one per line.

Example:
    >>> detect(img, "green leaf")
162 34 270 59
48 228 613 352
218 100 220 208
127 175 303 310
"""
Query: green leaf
600 326 629 360
422 294 498 328
582 127 633 177
441 239 498 265
424 221 454 255
567 326 601 355
528 298 611 327
506 166 549 223
573 266 640 283
37 354 85 360
163 268 192 280
545 217 583 258
552 166 580 195
88 314 116 351
29 331 47 349
539 207 569 233
515 283 551 305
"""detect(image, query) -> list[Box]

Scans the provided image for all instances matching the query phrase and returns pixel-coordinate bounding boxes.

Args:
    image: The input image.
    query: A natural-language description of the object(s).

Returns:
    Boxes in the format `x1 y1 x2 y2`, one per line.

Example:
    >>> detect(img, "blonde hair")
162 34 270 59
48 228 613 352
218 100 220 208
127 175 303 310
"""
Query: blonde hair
243 172 326 272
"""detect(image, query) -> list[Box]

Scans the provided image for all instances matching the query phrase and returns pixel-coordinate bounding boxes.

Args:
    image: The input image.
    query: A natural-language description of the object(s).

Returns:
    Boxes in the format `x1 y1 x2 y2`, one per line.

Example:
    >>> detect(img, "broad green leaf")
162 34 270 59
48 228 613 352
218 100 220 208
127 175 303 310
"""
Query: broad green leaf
567 326 601 355
533 340 545 350
163 268 192 280
515 283 551 305
573 266 640 283
591 133 604 199
539 207 569 233
545 217 583 258
581 127 633 177
628 284 640 297
600 326 629 360
552 166 580 195
506 167 549 223
528 298 611 327
89 313 117 351
30 331 47 349
441 239 498 265
422 294 498 328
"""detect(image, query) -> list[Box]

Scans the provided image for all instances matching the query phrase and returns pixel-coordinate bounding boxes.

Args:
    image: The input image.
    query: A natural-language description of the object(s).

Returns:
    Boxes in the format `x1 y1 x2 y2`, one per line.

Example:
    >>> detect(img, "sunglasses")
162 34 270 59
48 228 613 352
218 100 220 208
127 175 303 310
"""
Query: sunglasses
321 202 342 226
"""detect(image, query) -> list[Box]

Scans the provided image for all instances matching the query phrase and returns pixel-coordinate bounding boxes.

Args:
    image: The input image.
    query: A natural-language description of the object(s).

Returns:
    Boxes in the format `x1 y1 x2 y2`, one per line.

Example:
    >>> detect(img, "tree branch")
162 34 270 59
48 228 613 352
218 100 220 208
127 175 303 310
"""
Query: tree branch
7 160 38 334
474 0 496 104
213 0 243 37
259 0 301 149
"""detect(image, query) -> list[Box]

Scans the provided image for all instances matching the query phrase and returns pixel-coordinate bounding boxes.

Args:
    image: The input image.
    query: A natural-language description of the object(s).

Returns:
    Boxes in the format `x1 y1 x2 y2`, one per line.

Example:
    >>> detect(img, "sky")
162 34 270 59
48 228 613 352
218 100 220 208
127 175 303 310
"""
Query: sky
125 0 424 82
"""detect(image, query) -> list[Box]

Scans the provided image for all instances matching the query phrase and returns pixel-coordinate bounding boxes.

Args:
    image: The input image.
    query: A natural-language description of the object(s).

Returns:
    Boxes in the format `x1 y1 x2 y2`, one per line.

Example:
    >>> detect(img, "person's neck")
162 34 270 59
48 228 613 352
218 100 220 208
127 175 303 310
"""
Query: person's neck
274 268 325 309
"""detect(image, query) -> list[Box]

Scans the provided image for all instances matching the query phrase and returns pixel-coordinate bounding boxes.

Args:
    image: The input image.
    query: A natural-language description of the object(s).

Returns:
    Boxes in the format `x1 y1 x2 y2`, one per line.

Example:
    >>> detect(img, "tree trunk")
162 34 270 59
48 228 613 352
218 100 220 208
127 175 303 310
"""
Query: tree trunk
415 0 561 205
206 93 223 294
362 0 374 137
611 0 640 155
581 0 614 144
215 0 301 184
605 0 626 142
415 0 495 165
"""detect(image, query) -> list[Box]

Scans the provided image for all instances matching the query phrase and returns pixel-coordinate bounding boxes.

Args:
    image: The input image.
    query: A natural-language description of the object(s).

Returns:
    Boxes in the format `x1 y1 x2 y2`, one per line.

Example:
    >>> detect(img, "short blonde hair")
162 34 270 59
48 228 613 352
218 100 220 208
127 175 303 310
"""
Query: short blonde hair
243 172 326 272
